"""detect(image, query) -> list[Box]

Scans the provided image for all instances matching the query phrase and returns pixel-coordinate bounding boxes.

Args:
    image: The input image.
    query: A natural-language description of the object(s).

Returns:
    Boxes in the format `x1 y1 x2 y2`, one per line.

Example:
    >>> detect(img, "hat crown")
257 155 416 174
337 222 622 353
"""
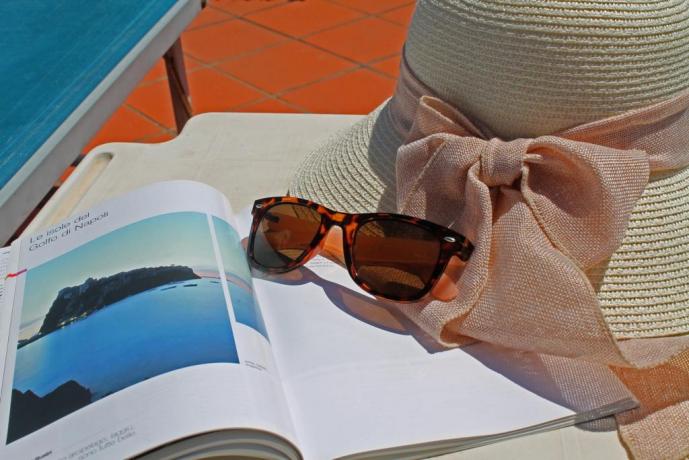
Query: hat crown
405 0 689 139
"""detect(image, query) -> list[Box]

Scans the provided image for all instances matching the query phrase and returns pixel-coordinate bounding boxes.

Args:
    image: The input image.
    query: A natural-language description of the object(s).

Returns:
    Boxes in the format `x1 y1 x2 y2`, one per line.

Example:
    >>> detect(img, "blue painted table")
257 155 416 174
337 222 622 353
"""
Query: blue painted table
0 0 201 243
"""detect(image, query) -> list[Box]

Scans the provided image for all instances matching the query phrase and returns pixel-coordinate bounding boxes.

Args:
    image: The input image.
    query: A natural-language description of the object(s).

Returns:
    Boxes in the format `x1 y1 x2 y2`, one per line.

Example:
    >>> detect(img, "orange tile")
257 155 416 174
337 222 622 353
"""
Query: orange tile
381 3 416 26
126 82 176 129
236 97 302 113
218 40 355 93
142 59 167 83
330 0 413 14
183 19 286 64
210 0 287 16
246 0 362 37
58 166 76 184
140 55 201 85
370 55 401 78
82 106 163 153
187 68 265 112
281 69 395 114
140 131 176 143
187 6 234 30
305 17 406 63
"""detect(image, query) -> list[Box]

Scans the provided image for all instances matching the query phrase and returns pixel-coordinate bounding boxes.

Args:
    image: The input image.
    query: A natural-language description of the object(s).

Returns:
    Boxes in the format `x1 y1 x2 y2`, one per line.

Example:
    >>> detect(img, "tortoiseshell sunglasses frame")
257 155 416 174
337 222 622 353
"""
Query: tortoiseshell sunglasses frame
247 196 474 302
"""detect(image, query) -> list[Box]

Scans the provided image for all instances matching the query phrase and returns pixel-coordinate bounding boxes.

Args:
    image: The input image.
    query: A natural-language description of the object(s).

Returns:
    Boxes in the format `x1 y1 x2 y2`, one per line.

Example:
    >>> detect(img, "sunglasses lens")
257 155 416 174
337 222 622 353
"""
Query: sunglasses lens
352 219 441 300
252 203 322 269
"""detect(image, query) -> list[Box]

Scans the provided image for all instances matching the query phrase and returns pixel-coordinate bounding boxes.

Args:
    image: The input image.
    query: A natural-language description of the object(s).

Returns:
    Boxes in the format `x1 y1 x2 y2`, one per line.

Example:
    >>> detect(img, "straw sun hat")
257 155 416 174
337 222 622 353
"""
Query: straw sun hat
290 0 689 342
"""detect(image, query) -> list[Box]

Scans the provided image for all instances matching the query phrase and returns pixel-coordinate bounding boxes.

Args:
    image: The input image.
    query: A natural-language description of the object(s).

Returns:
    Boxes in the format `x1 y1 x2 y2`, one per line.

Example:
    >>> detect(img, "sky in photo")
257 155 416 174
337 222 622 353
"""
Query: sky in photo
21 212 218 327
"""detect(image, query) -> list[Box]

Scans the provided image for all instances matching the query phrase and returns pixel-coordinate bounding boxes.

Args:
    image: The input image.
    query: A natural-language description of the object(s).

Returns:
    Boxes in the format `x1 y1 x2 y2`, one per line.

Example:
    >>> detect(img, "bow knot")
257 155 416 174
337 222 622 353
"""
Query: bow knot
478 138 530 187
396 95 651 359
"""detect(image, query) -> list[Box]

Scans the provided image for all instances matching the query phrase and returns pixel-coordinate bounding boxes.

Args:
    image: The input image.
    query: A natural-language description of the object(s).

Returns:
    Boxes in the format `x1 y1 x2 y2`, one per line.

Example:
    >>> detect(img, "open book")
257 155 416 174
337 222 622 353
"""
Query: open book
0 181 635 460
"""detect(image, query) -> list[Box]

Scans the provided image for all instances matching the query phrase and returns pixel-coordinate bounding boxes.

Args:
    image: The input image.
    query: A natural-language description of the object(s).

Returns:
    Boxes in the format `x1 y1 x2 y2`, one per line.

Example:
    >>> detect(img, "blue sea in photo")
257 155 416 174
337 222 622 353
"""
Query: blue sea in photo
13 278 238 400
212 216 269 341
228 282 268 340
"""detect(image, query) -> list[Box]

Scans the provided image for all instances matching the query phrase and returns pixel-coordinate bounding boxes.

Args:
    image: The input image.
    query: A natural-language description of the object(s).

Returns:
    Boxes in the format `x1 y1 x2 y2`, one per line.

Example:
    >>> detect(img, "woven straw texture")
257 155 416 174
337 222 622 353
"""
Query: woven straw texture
593 167 689 339
291 102 402 213
291 0 689 341
407 0 689 139
290 1 689 458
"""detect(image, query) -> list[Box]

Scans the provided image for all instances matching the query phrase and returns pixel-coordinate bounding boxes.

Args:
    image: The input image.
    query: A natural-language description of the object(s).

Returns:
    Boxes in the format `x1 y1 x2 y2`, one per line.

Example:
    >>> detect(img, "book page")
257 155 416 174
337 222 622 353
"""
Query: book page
0 246 15 390
0 182 298 460
0 246 11 333
0 247 10 304
235 211 634 459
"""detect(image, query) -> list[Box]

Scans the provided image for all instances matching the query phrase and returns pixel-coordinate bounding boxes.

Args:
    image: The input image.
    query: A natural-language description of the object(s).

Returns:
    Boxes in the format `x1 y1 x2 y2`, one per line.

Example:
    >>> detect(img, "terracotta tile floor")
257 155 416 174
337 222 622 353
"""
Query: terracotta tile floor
79 0 414 160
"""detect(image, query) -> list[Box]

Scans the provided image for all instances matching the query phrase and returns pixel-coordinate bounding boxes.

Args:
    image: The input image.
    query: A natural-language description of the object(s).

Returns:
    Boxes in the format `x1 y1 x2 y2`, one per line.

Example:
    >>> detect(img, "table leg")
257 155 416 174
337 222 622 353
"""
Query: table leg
164 38 192 133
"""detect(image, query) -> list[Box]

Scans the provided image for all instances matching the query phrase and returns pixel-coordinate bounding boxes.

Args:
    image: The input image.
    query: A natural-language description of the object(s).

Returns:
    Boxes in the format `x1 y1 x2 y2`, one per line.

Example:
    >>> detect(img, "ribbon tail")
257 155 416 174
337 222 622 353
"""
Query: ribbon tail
453 188 629 365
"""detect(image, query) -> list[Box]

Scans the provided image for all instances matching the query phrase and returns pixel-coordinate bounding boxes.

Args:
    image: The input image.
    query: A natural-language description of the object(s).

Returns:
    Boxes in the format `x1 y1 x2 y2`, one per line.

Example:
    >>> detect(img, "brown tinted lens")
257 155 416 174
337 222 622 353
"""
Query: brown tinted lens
252 203 322 269
352 219 441 299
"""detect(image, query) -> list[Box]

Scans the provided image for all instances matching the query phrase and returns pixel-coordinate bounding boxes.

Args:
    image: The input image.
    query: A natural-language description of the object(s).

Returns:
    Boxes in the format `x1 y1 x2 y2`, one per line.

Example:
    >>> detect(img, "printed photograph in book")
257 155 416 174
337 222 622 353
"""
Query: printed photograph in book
8 212 239 443
213 217 269 340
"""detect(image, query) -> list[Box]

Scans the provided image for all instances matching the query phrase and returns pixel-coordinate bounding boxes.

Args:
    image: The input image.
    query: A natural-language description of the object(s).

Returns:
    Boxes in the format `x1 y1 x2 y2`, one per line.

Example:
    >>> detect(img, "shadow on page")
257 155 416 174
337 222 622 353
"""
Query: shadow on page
249 253 635 459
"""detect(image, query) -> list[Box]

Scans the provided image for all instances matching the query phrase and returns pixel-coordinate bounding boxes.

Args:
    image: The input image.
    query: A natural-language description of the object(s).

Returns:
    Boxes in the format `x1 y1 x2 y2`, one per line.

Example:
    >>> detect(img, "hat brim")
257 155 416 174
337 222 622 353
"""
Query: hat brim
591 164 689 339
289 100 404 213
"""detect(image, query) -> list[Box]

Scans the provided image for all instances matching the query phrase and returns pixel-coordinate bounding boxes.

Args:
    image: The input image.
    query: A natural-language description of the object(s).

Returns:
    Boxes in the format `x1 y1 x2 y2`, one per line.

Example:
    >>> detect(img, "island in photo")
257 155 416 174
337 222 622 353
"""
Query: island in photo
9 212 239 443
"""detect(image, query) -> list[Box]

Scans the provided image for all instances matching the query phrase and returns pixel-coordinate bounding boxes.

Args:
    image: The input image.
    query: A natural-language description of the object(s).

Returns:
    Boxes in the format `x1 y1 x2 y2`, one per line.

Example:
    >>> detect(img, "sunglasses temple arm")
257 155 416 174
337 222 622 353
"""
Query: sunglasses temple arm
456 238 474 262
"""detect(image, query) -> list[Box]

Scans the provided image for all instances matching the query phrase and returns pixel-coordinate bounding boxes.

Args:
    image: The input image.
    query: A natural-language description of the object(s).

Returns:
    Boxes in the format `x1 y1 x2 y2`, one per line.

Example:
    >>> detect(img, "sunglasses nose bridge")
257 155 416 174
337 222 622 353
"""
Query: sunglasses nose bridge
325 212 358 247
326 210 347 223
318 223 346 265
319 210 350 236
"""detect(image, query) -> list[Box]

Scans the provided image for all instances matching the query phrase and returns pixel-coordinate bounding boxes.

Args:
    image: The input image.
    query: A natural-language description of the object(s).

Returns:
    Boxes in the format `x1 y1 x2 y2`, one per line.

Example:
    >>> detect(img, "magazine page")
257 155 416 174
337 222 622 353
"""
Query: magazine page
235 211 634 459
0 181 298 460
0 245 13 335
0 246 16 385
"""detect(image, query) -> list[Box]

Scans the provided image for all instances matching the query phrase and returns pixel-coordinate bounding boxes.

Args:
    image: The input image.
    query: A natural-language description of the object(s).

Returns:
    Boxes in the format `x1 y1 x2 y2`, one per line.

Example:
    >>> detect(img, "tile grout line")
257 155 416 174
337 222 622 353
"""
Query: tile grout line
135 129 177 143
241 12 402 52
243 7 371 40
225 94 309 113
184 9 399 69
208 55 396 104
188 17 402 77
185 37 294 70
231 15 406 73
115 2 408 129
124 103 179 133
185 5 238 31
317 0 415 27
324 0 415 16
178 9 407 78
135 54 207 88
130 57 392 121
174 14 402 98
185 2 408 35
180 13 374 69
131 59 310 118
219 63 358 97
130 52 400 121
206 43 401 92
209 0 292 19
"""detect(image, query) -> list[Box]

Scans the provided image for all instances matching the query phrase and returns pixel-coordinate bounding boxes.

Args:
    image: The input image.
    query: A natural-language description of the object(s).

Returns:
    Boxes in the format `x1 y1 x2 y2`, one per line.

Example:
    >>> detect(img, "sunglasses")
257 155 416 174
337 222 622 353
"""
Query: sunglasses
247 197 474 301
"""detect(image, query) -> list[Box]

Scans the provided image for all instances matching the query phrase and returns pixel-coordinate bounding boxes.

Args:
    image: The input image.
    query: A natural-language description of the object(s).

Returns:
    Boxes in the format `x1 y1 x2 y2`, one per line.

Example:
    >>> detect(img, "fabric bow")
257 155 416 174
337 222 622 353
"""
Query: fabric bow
396 95 651 365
